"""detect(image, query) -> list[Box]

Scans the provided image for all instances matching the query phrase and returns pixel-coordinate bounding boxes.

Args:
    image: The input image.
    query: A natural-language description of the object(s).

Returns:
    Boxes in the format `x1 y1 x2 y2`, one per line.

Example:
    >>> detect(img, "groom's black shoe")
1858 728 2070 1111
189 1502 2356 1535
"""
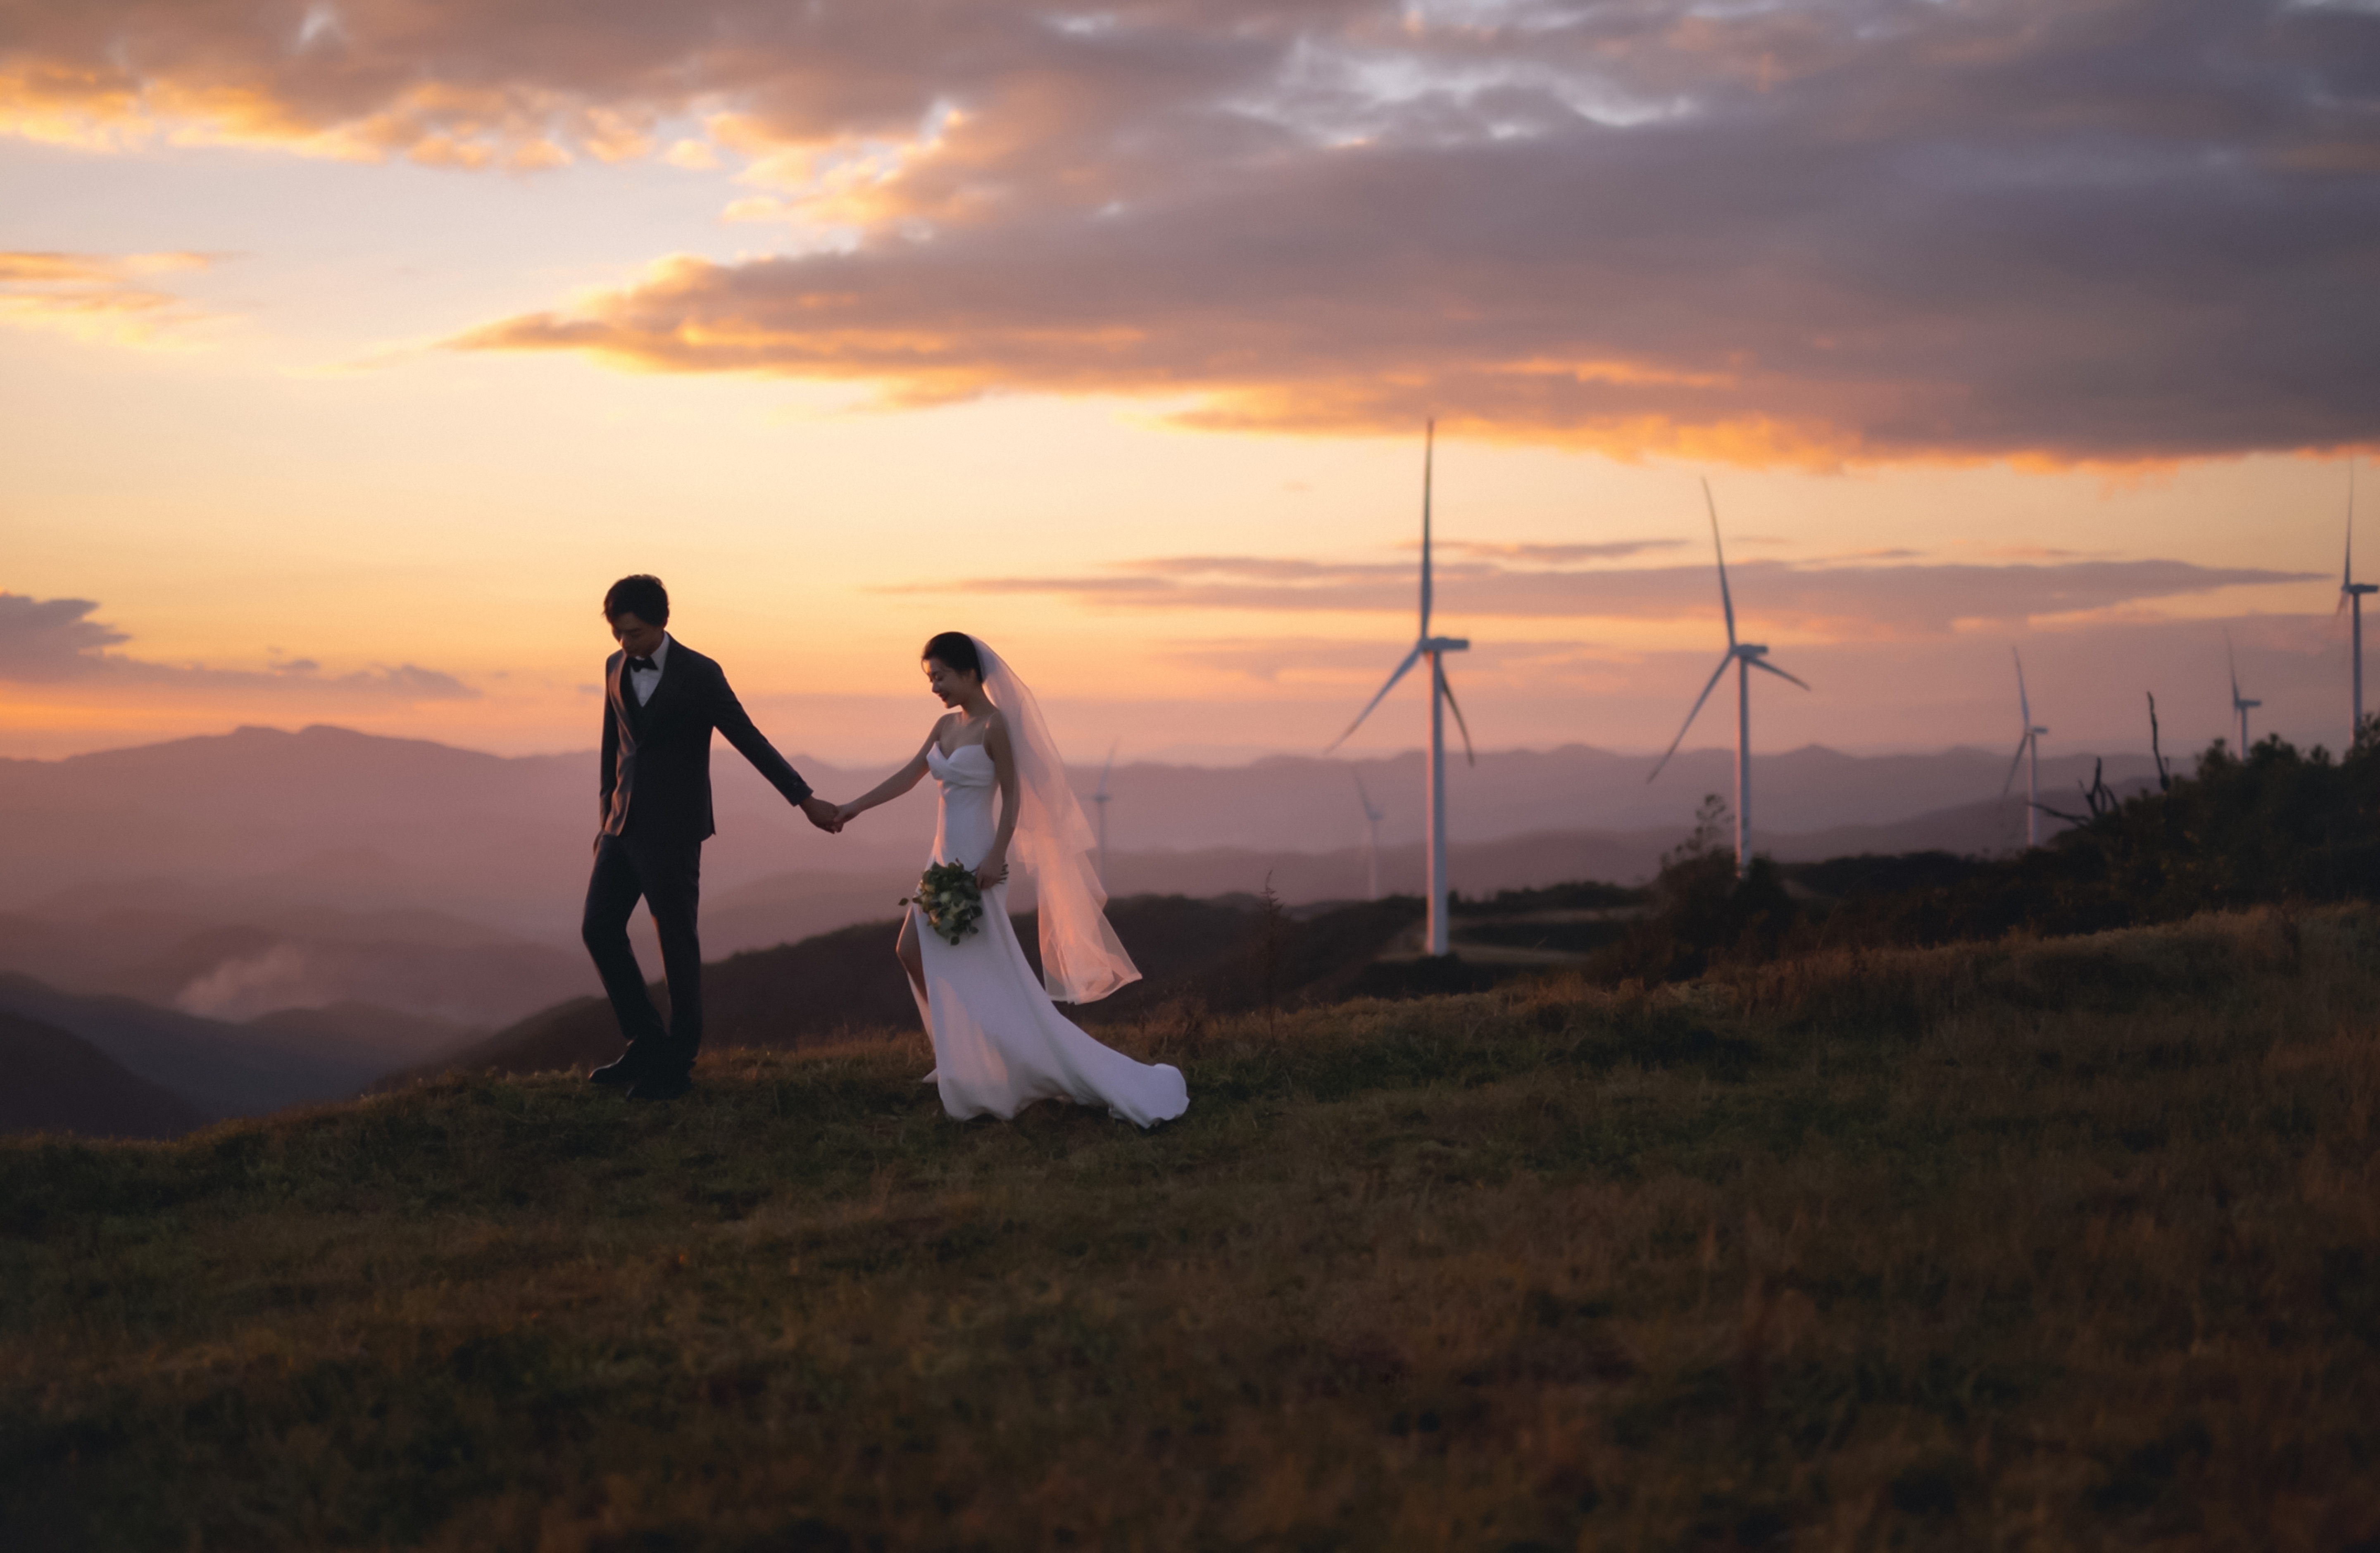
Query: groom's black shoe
588 1056 644 1088
626 1069 692 1102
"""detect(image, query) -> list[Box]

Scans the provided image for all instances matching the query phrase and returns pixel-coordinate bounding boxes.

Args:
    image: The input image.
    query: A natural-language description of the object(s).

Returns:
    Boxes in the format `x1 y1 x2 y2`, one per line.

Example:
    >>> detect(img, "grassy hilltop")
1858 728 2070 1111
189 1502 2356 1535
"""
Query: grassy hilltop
5 906 2378 1549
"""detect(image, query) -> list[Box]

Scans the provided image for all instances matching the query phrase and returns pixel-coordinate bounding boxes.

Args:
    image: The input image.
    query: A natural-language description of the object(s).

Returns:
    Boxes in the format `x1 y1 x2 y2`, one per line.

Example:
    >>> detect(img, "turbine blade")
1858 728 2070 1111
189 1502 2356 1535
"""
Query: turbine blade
1325 645 1425 752
1095 738 1118 798
1437 659 1477 767
1352 768 1378 818
1748 656 1811 691
2003 733 2029 797
1703 476 1737 648
1647 652 1735 782
2226 631 2242 705
2012 646 2031 726
2348 458 2358 591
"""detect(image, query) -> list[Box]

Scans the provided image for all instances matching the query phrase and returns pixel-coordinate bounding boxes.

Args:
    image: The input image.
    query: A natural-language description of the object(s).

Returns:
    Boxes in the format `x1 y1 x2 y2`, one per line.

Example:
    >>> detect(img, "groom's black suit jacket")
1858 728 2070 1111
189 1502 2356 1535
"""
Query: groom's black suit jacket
599 638 813 844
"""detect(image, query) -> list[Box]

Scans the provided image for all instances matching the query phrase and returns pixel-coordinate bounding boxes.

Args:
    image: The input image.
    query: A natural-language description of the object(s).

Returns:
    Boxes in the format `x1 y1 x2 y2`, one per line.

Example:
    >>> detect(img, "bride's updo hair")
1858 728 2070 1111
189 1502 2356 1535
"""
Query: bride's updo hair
921 632 983 679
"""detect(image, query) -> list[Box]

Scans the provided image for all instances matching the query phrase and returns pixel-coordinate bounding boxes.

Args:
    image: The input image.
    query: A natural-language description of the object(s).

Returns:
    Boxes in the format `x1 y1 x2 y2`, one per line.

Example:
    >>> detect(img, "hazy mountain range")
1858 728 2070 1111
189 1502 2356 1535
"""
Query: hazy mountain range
0 1008 204 1141
3 721 2156 918
0 723 2162 1138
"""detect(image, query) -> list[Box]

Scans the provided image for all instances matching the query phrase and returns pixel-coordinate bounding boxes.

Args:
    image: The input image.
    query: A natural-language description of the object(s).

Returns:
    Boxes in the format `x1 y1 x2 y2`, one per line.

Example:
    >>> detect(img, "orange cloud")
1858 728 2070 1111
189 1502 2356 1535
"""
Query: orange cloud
7 0 2378 462
0 250 221 346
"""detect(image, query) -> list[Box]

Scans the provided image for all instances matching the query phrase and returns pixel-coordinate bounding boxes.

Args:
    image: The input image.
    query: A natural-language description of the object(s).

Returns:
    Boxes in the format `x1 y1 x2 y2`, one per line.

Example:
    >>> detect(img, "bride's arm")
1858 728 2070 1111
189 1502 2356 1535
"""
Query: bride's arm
835 723 942 824
976 713 1021 888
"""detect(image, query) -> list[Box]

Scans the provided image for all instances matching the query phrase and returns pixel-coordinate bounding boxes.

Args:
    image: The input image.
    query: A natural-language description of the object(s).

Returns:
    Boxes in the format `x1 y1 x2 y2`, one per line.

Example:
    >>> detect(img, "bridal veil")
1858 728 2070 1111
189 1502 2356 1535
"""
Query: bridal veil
969 636 1142 1004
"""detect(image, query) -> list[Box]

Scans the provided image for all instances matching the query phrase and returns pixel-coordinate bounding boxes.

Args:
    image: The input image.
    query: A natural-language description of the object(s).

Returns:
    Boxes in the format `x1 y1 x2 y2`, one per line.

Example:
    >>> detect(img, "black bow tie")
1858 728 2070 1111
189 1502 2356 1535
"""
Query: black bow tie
625 656 657 673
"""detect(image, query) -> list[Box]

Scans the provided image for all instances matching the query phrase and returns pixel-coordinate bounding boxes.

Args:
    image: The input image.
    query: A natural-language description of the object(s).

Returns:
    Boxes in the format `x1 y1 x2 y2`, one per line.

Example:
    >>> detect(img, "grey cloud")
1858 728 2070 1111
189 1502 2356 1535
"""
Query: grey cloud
0 591 476 699
1443 540 1686 564
895 554 2323 636
332 664 476 698
10 1 2378 459
0 594 130 679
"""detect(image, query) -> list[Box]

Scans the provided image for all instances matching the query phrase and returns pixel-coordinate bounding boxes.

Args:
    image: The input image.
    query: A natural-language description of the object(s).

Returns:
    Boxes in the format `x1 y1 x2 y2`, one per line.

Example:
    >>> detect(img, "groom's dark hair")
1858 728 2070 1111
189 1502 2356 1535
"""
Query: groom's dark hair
603 574 670 627
922 632 982 676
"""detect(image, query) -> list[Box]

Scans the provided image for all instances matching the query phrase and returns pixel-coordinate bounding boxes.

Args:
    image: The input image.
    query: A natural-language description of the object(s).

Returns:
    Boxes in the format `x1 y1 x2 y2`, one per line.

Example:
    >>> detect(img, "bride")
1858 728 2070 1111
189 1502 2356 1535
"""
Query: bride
834 633 1189 1129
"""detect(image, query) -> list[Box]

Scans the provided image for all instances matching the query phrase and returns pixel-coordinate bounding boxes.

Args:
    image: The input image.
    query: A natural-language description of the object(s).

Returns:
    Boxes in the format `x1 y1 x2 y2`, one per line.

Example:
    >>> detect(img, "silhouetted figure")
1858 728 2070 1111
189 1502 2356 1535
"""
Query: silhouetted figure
582 575 842 1100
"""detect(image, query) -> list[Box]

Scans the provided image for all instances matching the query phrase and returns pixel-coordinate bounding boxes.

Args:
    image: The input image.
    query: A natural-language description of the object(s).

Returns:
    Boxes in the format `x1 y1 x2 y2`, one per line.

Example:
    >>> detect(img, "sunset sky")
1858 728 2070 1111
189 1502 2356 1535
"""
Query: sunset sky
4 0 2375 772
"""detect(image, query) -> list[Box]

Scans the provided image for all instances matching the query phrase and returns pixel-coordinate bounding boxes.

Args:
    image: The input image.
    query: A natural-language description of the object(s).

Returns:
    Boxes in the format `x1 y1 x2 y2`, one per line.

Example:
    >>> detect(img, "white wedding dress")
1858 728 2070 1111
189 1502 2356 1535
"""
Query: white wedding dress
913 740 1189 1128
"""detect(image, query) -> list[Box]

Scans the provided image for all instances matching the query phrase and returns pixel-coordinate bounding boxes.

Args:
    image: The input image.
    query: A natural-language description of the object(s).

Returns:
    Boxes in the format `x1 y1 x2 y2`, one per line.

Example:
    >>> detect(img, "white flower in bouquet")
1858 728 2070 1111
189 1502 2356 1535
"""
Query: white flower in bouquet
903 860 986 945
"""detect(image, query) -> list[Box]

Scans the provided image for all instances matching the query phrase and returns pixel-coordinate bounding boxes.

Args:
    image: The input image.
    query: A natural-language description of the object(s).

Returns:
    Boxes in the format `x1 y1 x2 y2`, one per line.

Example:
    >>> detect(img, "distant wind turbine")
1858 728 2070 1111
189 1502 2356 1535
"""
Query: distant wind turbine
1647 479 1809 878
2226 633 2261 756
2344 461 2375 747
1326 420 1473 955
2002 649 2049 848
1352 770 1386 902
1090 740 1118 885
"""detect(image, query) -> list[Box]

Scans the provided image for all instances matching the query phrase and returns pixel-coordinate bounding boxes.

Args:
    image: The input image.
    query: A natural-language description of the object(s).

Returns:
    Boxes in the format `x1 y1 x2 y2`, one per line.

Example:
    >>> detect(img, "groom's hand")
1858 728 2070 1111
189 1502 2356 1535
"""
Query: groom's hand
800 796 844 834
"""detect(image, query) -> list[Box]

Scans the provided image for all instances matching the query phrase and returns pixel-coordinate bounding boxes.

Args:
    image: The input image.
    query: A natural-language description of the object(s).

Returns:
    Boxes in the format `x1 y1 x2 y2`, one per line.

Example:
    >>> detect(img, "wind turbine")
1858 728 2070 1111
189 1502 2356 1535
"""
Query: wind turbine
1090 740 1118 885
2344 461 2375 747
1326 420 1473 955
1352 770 1386 902
1647 479 1809 878
2002 648 2049 848
2226 633 2261 756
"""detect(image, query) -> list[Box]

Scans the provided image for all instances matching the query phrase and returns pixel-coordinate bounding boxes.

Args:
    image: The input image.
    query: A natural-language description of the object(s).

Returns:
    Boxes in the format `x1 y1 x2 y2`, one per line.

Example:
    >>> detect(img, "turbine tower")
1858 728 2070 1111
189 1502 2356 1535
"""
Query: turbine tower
2227 634 2261 756
1090 740 1118 885
2345 463 2375 747
2002 649 2049 848
1327 420 1473 955
1352 770 1386 902
1647 478 1809 878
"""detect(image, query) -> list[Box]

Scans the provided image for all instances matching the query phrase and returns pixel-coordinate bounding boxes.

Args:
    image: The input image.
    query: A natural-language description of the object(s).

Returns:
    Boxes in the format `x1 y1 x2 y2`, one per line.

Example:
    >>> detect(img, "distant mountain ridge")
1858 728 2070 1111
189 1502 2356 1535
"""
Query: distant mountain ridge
0 723 2156 945
0 975 386 1124
0 904 596 1032
0 1010 205 1140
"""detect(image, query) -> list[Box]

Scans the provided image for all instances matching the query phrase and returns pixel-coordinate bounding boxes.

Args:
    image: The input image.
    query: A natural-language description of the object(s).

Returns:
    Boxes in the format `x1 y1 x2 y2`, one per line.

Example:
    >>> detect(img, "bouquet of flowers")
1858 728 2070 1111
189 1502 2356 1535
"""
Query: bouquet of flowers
902 860 986 946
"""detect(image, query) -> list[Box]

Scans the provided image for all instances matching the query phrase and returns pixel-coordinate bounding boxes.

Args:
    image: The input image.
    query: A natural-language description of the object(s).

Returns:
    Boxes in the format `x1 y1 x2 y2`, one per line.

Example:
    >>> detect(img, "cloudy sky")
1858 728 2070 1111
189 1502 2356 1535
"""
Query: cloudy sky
2 0 2374 769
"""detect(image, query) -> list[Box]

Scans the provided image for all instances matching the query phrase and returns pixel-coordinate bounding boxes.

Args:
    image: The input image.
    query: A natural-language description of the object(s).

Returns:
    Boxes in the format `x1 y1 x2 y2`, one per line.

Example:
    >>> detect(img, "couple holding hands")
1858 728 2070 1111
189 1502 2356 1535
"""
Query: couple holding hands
581 574 1187 1127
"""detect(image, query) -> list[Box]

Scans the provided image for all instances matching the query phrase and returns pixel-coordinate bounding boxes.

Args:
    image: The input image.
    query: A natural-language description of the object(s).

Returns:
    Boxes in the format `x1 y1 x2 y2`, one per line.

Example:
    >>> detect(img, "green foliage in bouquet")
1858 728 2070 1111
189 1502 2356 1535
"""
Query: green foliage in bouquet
903 860 985 945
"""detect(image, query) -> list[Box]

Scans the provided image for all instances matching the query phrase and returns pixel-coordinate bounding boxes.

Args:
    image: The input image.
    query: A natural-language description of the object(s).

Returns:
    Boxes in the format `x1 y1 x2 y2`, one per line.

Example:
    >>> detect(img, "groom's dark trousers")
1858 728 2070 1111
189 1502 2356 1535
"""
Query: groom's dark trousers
582 637 813 1081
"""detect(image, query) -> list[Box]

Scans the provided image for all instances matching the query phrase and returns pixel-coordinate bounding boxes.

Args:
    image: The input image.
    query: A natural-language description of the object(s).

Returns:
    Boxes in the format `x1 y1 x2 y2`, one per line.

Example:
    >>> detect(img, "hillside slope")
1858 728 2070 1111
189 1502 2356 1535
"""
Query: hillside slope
426 894 1426 1081
0 1011 204 1140
0 975 386 1122
6 907 2374 1549
0 905 594 1031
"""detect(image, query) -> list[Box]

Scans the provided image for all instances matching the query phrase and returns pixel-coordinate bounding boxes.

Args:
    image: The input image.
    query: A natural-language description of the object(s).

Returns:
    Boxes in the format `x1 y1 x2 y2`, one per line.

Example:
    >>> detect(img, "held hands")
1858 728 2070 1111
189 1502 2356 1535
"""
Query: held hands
800 796 845 834
974 849 1009 890
834 803 864 830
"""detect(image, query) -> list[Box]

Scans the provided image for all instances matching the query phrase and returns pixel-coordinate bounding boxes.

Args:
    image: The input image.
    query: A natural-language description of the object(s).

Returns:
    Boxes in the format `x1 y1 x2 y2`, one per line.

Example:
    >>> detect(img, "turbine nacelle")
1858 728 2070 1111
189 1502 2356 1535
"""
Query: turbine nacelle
2002 648 2047 810
1645 481 1809 883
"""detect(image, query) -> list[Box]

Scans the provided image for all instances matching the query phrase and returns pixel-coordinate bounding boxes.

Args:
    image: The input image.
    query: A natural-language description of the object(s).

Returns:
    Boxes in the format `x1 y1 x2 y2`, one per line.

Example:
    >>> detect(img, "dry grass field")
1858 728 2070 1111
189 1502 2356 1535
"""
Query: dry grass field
4 906 2377 1550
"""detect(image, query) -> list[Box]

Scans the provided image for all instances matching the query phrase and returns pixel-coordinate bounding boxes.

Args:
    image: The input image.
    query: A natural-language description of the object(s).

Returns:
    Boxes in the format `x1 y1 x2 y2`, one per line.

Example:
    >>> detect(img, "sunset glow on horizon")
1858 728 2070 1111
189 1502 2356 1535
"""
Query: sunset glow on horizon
6 0 2376 770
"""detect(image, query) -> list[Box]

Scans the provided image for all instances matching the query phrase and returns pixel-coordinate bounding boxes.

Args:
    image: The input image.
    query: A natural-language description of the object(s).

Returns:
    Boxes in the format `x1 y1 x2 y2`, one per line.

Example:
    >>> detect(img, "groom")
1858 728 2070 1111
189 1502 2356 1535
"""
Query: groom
583 574 843 1101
